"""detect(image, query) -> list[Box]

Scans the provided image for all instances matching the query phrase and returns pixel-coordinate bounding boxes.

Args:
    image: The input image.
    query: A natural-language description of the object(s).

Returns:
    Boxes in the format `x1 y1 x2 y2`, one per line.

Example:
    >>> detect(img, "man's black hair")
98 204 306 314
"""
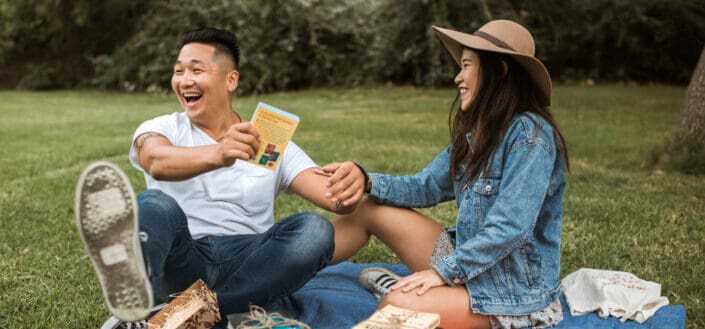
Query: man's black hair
181 27 240 69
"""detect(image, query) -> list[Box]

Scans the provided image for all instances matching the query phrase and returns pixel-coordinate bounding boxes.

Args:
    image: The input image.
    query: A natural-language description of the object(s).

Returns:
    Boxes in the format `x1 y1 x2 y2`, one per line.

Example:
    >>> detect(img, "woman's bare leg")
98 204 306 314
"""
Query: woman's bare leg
381 286 490 329
332 198 488 328
330 197 443 271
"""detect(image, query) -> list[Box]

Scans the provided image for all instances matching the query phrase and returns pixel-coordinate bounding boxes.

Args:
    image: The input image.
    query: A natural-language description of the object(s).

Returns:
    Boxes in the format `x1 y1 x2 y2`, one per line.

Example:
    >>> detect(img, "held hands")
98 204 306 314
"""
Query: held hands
391 269 447 296
317 161 366 209
215 121 260 167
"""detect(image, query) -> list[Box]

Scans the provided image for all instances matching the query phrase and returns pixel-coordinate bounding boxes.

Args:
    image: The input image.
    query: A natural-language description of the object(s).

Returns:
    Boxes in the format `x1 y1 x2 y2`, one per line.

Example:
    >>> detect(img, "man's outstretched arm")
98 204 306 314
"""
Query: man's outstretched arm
135 122 259 181
288 164 365 215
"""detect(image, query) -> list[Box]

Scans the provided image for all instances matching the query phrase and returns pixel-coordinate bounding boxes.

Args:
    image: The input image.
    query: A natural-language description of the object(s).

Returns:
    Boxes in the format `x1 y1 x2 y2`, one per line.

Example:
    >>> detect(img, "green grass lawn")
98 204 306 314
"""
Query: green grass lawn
0 86 702 328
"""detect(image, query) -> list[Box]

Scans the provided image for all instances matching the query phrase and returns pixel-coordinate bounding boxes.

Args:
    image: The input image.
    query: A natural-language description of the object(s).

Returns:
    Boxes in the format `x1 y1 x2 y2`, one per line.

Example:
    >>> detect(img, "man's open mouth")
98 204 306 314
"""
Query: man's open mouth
183 92 202 104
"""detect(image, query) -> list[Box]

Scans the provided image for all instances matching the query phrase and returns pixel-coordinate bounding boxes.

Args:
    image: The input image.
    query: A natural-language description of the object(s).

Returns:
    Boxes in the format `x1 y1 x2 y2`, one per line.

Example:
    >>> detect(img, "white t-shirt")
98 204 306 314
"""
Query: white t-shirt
128 112 316 239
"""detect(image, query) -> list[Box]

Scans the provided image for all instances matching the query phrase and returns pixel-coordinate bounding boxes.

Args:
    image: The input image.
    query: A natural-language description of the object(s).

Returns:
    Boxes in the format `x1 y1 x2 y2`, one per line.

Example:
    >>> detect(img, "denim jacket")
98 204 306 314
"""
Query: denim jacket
368 113 566 315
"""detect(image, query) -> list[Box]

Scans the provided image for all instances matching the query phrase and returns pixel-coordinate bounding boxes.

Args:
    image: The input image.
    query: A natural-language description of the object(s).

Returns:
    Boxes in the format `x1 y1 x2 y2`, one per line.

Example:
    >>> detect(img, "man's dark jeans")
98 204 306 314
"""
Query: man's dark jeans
137 189 334 326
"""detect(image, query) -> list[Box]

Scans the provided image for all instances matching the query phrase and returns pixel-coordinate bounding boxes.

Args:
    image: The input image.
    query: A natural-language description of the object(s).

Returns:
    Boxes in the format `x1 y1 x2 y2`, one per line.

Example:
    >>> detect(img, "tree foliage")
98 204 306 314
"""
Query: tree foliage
523 0 705 84
0 0 148 89
91 0 378 93
0 0 703 91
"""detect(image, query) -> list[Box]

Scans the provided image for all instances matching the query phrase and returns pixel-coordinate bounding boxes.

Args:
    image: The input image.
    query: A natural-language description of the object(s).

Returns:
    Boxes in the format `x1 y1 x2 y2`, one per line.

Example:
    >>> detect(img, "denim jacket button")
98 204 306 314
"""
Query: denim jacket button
485 185 492 192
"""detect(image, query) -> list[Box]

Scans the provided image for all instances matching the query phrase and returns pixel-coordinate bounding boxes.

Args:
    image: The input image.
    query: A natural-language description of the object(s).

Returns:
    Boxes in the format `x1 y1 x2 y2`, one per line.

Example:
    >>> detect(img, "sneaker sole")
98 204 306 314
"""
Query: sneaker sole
75 161 153 322
358 266 401 291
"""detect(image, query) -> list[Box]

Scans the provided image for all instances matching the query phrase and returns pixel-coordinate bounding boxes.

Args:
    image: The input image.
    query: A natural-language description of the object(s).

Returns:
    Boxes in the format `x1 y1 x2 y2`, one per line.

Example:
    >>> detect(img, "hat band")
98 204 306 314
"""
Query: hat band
472 31 515 52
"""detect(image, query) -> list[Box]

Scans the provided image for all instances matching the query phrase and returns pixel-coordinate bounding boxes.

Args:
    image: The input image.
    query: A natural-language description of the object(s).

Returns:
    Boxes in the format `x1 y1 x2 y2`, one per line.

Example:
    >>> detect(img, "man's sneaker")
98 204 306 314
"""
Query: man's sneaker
358 267 401 300
75 161 153 322
101 303 168 329
101 318 148 329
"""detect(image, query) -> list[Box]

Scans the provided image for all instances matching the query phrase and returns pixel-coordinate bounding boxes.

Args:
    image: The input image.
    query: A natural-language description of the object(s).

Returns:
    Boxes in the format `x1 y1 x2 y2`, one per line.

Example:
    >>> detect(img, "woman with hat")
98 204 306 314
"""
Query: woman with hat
322 20 569 328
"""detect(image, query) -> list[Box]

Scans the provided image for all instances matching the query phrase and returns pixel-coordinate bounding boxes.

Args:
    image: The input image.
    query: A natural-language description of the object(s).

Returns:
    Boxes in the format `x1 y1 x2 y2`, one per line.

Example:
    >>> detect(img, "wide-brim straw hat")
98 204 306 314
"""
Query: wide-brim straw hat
432 20 552 106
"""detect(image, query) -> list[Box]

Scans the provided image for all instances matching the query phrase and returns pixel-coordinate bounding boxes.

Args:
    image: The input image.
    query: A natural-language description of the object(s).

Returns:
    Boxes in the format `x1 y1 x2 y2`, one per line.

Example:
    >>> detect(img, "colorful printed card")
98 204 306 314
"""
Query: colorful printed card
247 102 299 170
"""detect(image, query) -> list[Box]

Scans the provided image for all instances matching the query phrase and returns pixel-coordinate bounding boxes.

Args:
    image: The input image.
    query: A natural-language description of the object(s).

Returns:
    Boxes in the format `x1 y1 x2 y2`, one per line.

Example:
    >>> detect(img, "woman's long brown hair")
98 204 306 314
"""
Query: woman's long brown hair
449 50 569 181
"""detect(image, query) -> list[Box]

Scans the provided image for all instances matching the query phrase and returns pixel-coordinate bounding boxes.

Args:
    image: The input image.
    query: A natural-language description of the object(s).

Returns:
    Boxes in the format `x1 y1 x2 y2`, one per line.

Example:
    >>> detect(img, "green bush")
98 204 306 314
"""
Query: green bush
1 0 704 91
86 0 705 92
524 0 705 84
0 0 148 89
91 0 378 94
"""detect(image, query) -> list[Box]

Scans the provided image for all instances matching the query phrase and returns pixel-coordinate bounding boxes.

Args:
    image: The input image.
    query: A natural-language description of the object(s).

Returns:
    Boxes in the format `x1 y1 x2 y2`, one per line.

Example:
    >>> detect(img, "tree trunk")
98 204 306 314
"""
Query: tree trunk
656 46 705 173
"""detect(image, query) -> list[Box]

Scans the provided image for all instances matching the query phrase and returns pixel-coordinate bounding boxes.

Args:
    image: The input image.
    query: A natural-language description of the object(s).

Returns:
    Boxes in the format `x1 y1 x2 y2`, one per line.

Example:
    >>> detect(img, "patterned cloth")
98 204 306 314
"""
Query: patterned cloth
429 228 456 265
490 299 563 329
431 230 563 329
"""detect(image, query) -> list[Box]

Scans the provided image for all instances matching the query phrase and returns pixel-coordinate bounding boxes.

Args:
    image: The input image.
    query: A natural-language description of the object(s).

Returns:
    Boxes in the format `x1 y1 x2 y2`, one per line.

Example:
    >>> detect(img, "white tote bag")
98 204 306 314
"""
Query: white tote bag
560 268 669 323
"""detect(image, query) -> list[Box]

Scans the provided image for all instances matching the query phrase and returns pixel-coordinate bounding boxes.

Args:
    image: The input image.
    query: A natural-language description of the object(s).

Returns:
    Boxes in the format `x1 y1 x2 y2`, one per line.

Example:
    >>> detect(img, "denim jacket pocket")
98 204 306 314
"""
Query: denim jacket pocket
518 241 543 288
470 175 501 225
486 242 543 296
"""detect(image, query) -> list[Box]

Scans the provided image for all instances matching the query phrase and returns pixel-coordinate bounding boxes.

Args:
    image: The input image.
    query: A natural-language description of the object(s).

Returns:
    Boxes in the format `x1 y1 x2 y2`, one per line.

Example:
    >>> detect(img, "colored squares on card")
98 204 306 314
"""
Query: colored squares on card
256 144 282 167
265 143 276 154
258 143 281 167
259 155 270 165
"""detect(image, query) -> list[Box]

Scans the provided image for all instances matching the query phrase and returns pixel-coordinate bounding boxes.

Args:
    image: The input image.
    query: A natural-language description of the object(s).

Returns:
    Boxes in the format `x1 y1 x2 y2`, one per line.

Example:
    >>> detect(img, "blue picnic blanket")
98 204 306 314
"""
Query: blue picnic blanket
271 262 686 329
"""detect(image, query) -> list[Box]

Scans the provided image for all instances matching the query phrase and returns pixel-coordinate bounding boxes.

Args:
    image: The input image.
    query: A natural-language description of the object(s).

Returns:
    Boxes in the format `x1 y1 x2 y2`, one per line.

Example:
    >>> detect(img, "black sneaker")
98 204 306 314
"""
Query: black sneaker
358 267 400 300
75 161 153 322
101 318 148 329
100 303 170 329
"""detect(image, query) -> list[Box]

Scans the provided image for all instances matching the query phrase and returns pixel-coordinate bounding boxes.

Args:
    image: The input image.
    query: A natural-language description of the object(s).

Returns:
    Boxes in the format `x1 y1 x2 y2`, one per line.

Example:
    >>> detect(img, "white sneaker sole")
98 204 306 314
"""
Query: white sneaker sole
75 161 153 322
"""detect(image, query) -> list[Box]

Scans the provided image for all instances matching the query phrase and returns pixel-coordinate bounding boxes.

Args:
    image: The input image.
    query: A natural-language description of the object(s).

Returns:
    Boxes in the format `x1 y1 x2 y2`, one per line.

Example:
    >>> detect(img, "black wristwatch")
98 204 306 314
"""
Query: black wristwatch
354 162 371 193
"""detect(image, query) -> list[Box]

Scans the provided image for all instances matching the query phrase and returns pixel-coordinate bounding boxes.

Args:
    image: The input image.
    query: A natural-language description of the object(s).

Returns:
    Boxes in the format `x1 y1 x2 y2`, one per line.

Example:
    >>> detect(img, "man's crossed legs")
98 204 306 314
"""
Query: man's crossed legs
76 162 334 327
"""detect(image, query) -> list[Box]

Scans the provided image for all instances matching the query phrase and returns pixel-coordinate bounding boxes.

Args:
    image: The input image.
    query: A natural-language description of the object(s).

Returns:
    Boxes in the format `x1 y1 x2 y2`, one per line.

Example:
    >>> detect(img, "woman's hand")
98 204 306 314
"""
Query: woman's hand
316 161 365 209
391 269 447 296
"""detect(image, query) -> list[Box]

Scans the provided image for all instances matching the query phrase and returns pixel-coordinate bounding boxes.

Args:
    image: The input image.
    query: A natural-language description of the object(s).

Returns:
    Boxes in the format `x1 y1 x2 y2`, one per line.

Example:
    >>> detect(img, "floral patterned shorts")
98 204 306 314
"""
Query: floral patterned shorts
431 229 563 329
